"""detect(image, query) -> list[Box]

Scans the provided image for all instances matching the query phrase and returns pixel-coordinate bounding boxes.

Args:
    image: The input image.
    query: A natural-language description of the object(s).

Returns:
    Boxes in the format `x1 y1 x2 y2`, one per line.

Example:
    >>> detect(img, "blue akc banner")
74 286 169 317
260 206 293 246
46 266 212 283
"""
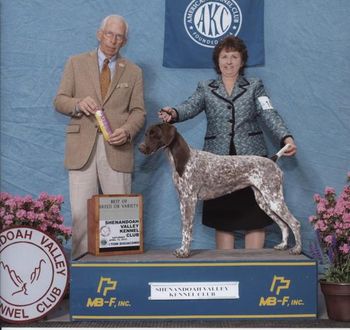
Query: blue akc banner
163 0 264 68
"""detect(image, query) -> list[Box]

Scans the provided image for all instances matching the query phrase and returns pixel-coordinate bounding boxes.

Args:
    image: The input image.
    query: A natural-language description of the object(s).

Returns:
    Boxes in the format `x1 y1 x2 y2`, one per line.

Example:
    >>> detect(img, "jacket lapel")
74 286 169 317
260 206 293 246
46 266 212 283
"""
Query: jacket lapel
210 76 249 104
209 79 226 98
88 51 102 103
231 76 249 102
209 79 233 105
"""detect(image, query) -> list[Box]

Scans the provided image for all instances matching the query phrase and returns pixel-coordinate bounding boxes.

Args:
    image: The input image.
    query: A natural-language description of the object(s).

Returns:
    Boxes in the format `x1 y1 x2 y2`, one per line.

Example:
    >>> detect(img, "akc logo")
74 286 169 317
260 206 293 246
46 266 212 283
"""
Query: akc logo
0 227 68 324
184 0 242 48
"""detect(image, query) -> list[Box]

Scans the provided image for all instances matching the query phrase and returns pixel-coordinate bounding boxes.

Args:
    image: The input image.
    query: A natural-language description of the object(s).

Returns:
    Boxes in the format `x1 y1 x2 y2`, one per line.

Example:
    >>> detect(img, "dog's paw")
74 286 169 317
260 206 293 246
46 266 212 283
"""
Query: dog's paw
289 245 302 255
173 248 190 258
273 243 288 251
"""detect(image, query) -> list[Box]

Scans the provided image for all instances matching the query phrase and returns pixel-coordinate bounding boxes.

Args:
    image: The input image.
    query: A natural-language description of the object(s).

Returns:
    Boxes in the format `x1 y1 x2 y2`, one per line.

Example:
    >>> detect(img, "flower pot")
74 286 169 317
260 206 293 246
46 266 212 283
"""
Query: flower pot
320 280 350 321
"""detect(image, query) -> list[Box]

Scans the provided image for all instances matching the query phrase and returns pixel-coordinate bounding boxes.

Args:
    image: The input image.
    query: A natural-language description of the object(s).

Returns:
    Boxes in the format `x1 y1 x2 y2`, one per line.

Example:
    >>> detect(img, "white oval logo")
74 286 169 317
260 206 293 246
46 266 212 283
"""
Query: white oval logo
0 227 68 324
184 0 242 48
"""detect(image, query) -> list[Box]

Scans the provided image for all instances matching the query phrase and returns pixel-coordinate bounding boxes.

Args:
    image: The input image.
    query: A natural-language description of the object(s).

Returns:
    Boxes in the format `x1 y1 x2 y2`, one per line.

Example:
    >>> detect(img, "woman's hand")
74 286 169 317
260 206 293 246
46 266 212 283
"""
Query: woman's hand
158 106 177 122
283 137 297 156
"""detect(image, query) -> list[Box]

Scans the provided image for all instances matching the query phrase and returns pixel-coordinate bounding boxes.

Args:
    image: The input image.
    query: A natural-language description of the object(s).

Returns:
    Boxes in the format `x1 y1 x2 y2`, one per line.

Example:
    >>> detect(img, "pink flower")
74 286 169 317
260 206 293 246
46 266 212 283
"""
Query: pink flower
324 235 334 244
64 227 72 235
50 205 60 214
324 186 336 195
315 220 328 231
0 192 11 200
34 200 44 209
4 214 14 223
339 243 350 254
316 200 327 213
343 213 350 223
334 201 345 215
322 211 332 220
54 195 64 204
22 195 33 204
309 215 317 222
39 224 48 232
26 211 37 222
37 212 46 221
38 192 49 200
56 215 64 224
15 209 27 219
335 229 343 236
5 199 16 209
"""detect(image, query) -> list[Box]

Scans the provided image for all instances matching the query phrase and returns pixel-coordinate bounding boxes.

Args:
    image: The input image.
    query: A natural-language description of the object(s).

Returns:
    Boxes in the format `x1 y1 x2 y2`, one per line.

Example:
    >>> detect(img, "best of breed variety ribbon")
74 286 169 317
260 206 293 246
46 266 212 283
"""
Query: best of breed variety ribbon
95 110 113 141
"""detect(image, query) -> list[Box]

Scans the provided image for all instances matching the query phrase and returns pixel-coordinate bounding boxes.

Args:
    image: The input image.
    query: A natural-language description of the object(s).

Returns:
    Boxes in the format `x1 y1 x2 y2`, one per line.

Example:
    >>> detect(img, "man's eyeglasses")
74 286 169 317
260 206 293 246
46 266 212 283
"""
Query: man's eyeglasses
103 31 125 41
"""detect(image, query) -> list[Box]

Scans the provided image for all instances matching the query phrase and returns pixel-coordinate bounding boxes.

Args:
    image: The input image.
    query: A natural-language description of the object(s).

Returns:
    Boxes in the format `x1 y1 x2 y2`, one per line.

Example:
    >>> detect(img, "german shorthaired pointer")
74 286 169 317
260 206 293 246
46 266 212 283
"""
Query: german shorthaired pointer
139 123 301 258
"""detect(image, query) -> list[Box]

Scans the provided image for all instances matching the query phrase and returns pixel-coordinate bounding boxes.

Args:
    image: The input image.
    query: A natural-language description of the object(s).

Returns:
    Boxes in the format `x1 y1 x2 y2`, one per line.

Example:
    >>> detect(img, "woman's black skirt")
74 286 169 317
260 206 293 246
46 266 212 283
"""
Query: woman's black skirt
202 186 273 231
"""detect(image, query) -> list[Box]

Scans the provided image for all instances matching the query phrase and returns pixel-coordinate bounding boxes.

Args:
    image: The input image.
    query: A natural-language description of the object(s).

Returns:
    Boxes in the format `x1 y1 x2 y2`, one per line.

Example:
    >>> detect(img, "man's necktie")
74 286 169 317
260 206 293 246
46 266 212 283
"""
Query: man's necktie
100 58 111 100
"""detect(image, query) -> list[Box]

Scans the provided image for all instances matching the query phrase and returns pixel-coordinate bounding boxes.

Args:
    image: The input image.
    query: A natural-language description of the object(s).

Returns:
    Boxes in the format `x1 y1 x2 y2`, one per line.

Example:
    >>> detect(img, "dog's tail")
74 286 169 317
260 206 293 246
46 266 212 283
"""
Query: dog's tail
270 144 292 162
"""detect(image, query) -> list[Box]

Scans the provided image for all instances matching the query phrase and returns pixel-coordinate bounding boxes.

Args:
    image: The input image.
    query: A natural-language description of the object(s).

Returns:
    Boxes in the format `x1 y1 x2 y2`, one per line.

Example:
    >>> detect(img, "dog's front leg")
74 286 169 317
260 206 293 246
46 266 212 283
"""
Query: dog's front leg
174 196 197 258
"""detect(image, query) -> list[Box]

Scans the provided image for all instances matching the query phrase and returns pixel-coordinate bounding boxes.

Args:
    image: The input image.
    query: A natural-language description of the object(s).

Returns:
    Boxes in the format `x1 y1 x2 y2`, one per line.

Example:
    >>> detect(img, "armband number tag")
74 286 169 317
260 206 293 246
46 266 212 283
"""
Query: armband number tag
258 96 273 110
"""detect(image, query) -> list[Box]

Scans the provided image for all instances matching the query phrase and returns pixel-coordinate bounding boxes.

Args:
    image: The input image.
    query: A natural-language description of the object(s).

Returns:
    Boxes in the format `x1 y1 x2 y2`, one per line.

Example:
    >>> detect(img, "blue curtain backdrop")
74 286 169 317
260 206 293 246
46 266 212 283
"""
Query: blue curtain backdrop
1 0 349 257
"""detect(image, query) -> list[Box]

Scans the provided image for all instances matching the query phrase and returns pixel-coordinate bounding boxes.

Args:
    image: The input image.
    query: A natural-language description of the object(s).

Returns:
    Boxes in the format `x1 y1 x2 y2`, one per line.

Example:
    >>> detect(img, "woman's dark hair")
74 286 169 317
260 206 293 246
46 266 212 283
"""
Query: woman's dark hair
212 36 248 75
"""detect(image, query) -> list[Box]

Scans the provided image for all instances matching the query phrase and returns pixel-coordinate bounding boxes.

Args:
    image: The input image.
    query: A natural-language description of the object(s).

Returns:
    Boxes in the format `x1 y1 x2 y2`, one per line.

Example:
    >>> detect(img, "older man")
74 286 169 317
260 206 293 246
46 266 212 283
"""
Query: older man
54 15 145 259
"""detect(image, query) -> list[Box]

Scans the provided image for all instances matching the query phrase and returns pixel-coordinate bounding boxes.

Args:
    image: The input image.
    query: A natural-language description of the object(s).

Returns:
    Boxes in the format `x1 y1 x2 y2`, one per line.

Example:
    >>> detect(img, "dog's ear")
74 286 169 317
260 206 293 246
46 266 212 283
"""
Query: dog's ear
161 123 177 146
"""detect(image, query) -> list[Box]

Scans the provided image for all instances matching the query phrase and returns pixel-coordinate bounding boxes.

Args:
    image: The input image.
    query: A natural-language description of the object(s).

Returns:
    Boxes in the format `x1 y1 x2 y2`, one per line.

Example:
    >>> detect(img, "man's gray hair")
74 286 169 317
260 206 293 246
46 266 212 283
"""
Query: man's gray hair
99 15 128 37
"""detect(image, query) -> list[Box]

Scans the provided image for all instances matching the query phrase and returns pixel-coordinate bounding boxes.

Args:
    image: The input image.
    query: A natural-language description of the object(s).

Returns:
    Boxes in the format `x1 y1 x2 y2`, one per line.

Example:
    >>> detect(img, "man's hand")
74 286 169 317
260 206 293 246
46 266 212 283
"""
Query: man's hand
109 128 130 145
77 97 99 116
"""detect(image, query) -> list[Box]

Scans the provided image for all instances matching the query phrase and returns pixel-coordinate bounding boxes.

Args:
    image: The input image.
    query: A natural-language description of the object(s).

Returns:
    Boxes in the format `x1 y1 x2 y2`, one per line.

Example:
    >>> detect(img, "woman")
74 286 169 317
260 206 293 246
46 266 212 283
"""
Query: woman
159 36 297 250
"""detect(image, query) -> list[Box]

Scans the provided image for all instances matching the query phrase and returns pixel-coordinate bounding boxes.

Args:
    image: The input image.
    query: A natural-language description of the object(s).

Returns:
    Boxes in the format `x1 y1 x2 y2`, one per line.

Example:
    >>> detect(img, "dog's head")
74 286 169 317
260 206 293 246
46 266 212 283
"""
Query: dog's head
138 123 177 155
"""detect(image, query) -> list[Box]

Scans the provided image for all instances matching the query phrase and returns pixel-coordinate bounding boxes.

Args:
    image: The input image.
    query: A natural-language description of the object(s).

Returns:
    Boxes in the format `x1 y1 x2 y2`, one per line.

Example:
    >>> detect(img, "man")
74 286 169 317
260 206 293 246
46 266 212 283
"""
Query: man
54 15 146 259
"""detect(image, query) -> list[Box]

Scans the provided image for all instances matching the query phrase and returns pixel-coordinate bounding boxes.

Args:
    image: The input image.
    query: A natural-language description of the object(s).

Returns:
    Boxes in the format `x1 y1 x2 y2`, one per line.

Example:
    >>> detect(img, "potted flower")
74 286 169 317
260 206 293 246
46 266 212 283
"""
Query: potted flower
309 173 350 321
0 192 72 245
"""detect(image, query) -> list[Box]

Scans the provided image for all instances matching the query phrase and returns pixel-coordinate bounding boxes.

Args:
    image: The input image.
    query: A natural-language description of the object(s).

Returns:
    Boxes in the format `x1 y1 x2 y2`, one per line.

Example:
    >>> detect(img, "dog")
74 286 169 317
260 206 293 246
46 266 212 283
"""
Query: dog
139 123 301 258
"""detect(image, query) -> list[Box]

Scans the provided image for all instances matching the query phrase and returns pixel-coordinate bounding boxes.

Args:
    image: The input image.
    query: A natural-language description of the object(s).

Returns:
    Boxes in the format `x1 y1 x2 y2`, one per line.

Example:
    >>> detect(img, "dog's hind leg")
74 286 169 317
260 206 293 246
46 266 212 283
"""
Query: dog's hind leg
174 195 197 258
270 200 302 255
251 187 290 251
253 187 302 255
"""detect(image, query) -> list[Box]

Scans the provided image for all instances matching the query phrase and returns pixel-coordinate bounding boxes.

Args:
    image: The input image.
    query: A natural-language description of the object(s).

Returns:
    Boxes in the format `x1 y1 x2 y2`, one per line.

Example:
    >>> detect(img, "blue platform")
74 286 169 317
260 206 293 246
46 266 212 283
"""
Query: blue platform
70 249 317 320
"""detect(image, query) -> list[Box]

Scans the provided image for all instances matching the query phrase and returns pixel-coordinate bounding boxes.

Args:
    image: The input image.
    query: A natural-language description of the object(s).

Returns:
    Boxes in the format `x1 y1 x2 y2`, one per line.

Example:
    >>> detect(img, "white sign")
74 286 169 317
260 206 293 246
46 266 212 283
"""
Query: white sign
148 281 239 300
99 196 141 249
0 227 68 323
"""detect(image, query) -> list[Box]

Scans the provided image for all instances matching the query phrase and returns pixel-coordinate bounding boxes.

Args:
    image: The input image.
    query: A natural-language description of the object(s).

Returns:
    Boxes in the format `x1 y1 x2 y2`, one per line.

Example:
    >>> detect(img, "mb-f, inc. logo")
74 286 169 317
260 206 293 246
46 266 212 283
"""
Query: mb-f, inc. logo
184 0 242 48
259 275 305 307
0 227 68 323
86 277 131 308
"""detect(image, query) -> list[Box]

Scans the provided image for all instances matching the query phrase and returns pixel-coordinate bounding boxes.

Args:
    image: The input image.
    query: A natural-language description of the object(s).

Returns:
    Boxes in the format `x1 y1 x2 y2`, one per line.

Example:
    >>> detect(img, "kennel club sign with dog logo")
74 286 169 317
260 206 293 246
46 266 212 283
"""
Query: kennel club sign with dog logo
0 227 68 323
88 194 143 256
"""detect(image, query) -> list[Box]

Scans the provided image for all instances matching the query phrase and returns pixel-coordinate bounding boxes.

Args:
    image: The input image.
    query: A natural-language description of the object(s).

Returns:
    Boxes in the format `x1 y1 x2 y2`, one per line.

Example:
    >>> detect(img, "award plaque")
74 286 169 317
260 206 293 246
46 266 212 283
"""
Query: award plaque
88 194 144 256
